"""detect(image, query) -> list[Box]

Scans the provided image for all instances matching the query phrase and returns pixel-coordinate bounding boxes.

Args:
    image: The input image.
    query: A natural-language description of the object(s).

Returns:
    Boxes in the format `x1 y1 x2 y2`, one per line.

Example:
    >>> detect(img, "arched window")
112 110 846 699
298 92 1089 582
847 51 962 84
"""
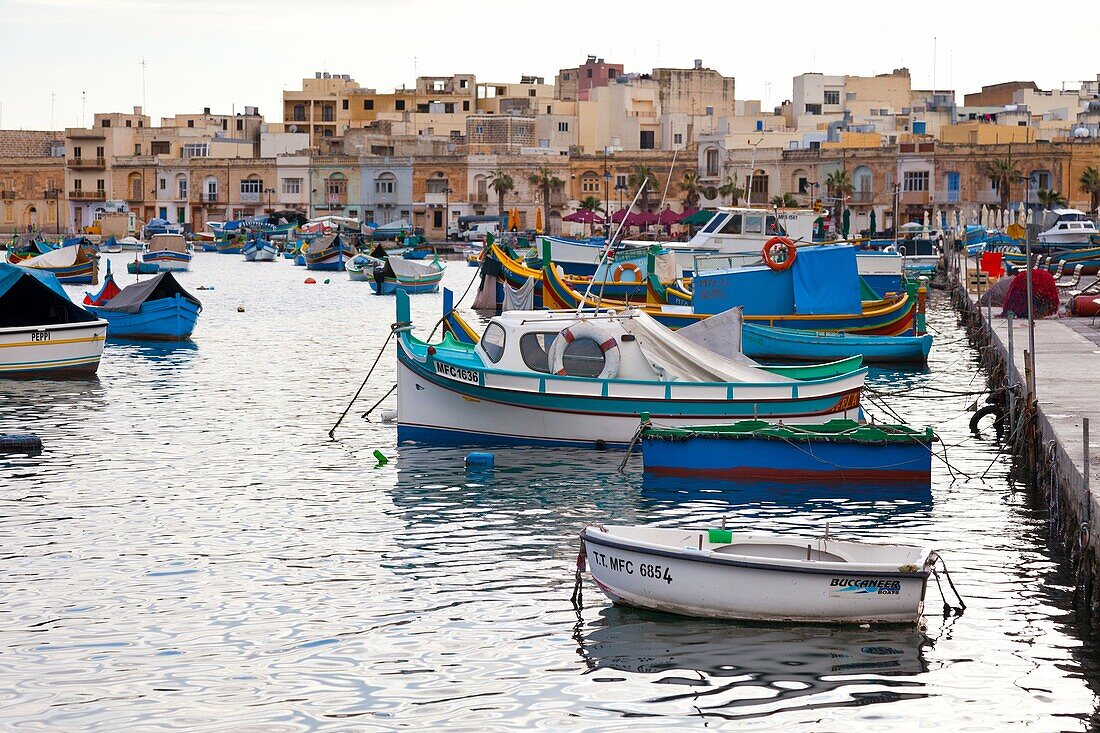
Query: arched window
325 172 347 197
175 173 188 200
426 172 450 194
375 172 397 195
852 165 873 203
127 172 143 201
748 169 769 203
580 171 600 194
204 175 218 201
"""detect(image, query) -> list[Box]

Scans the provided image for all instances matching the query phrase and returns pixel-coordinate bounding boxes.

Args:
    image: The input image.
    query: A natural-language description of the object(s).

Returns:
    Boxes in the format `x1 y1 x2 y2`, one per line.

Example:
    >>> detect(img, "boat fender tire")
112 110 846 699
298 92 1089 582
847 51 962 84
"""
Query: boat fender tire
969 403 1005 436
762 236 797 271
612 262 642 283
548 322 620 380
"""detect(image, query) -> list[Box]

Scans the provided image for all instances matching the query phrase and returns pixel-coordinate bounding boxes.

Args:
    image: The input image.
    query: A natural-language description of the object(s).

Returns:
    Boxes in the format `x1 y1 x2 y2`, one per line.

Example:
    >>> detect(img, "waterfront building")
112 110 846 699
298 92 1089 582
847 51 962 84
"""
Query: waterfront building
0 131 66 234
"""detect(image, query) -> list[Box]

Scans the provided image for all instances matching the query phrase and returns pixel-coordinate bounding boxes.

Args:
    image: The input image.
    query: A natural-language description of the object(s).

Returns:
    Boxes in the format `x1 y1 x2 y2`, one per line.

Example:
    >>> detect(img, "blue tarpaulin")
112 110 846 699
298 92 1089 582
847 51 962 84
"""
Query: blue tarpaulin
0 261 72 301
791 245 862 315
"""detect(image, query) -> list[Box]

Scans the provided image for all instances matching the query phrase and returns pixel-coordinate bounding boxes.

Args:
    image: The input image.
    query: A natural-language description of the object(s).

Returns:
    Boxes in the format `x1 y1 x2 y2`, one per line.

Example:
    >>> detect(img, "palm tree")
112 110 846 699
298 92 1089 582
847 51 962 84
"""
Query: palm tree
770 193 799 208
528 166 564 233
1036 188 1067 209
577 196 604 237
680 169 704 209
488 169 514 220
628 164 659 212
985 158 1020 209
825 169 854 231
1080 166 1100 215
717 175 744 206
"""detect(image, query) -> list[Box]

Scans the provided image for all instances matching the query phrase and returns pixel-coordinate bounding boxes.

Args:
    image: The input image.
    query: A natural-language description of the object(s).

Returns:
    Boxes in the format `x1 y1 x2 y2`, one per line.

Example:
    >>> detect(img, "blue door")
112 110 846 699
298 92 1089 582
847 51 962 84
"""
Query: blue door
945 172 960 203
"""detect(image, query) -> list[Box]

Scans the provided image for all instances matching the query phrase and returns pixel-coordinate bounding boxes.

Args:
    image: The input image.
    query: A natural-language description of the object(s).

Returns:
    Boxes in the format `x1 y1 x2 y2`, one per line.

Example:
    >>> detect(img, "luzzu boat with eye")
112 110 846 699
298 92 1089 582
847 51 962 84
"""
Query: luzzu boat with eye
394 291 867 448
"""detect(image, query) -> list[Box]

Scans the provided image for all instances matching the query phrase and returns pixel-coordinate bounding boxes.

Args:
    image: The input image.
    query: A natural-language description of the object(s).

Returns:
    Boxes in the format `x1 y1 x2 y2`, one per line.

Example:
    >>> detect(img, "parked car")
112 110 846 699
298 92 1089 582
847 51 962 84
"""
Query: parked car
463 222 500 242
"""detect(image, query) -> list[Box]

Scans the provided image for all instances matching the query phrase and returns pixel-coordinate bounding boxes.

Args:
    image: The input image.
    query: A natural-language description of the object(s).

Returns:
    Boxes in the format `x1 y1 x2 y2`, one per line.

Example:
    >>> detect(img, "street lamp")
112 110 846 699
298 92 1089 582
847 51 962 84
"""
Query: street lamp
441 186 453 242
263 187 276 214
603 170 611 240
615 181 626 219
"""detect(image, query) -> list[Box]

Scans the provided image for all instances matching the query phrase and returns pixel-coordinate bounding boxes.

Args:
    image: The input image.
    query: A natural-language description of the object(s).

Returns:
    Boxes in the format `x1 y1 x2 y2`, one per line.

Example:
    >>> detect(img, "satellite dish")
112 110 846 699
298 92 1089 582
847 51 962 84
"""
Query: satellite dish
289 124 299 133
1074 127 1091 138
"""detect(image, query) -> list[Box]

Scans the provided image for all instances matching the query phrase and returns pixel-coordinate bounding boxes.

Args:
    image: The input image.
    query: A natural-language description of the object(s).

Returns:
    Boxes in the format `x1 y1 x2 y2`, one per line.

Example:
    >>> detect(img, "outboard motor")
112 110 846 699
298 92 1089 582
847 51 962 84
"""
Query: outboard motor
372 264 387 294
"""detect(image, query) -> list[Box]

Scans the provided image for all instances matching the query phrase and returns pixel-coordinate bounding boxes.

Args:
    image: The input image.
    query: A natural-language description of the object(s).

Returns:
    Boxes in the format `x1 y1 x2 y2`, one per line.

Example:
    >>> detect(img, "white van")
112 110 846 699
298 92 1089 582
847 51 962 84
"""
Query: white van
463 222 500 242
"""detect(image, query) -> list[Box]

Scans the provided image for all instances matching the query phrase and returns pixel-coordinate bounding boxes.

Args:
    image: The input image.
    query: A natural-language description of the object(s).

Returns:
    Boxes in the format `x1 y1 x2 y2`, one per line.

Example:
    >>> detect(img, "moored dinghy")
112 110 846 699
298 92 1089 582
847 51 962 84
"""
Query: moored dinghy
368 254 445 294
0 261 107 376
142 233 192 271
581 524 940 624
83 269 201 341
242 235 278 262
15 242 99 284
304 233 354 271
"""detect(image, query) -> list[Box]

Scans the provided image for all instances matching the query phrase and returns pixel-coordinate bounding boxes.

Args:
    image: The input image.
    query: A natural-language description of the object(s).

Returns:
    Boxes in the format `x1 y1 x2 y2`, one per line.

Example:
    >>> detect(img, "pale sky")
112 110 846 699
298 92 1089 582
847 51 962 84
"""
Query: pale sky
2 0 1099 131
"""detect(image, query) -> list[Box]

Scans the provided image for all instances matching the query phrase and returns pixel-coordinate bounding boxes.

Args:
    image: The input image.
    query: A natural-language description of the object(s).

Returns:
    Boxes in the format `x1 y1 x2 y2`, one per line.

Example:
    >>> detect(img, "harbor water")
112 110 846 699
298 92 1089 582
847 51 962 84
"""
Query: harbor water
1 253 1098 730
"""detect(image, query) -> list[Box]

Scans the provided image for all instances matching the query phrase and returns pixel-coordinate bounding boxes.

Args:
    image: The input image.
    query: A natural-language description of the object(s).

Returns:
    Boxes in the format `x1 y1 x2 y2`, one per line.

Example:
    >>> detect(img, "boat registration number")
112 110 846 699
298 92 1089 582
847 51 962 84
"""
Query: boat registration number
590 549 673 584
434 361 479 385
31 330 51 342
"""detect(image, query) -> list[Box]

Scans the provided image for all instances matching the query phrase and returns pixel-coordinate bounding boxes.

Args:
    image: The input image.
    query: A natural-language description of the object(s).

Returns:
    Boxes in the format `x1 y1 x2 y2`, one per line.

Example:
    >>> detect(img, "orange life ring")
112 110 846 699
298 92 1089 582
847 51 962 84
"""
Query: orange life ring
322 226 334 235
612 261 642 283
762 236 797 271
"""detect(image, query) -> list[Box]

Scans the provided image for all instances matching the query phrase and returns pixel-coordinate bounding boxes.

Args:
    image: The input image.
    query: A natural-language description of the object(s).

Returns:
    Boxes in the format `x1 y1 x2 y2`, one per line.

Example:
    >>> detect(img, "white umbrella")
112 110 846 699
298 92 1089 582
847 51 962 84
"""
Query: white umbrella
1027 208 1034 225
980 206 987 227
922 210 930 230
1017 207 1026 227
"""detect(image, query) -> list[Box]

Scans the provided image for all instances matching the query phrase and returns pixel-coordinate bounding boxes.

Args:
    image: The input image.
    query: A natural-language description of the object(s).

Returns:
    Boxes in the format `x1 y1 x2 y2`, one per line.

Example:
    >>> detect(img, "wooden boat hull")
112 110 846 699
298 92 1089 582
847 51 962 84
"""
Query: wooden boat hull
369 274 443 294
582 526 931 624
86 294 200 341
640 420 934 483
0 320 107 377
142 250 191 271
741 322 932 365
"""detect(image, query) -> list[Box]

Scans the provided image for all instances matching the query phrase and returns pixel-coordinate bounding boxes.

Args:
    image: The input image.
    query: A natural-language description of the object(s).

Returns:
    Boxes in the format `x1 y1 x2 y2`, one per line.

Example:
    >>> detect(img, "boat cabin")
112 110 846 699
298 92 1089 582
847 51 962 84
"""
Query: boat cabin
148 233 188 253
685 207 818 253
1040 209 1097 233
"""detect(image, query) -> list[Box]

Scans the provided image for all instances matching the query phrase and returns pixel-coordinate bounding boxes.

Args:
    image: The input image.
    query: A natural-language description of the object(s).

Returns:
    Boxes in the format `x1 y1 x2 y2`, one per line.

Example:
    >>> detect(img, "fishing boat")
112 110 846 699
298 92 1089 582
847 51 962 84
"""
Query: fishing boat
580 524 936 624
303 233 353 271
742 321 932 365
395 291 867 447
117 236 144 251
100 236 123 253
141 234 192 271
15 242 99 284
639 418 934 482
1037 209 1098 249
83 269 201 341
542 245 921 336
127 259 159 275
346 253 372 282
215 237 243 255
367 254 445 294
0 261 107 376
242 236 278 262
1003 244 1100 275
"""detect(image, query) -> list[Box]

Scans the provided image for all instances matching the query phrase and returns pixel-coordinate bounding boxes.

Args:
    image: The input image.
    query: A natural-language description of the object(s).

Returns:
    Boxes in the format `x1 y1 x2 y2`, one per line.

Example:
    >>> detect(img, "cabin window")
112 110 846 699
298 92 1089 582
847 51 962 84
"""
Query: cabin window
766 215 783 235
718 214 742 235
701 213 727 234
481 323 506 363
520 332 557 373
560 338 606 378
743 216 764 234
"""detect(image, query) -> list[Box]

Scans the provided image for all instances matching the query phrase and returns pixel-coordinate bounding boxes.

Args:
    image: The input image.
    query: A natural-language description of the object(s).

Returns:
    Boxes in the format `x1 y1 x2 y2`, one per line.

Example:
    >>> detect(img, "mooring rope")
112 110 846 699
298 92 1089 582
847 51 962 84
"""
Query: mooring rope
328 324 401 439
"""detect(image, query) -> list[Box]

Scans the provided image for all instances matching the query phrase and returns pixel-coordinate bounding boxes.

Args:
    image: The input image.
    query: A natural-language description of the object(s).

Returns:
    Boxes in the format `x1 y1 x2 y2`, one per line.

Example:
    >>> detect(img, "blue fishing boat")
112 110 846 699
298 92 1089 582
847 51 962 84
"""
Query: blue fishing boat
741 321 932 365
639 419 935 483
215 237 244 255
142 234 192 271
126 259 159 274
304 233 353 271
242 236 278 262
395 290 868 448
83 269 201 341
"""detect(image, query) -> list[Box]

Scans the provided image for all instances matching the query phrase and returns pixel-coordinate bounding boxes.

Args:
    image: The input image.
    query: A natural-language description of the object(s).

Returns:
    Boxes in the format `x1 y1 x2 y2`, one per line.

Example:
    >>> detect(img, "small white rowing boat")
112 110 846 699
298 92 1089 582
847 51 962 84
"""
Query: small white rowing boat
581 524 941 625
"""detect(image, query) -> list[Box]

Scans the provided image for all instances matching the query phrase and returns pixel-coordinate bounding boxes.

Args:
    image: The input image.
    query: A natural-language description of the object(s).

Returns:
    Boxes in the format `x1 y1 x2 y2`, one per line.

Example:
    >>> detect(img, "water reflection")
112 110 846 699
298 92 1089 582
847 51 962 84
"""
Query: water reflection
575 605 927 721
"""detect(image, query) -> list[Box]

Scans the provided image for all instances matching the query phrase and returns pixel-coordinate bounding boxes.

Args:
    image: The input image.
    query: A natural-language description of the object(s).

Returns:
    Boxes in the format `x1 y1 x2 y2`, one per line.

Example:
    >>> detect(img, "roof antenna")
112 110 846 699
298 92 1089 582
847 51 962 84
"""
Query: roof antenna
140 57 147 112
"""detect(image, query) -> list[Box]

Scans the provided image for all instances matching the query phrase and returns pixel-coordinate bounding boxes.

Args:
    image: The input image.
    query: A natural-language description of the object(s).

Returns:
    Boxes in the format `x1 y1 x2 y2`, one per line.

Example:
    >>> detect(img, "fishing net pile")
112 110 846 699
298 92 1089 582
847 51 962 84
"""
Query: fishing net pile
1001 269 1060 318
977 276 1013 308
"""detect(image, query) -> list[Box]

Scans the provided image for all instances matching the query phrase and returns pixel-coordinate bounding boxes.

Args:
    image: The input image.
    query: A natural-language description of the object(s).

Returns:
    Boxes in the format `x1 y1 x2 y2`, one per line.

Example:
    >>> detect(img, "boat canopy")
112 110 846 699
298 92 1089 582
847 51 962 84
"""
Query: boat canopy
92 271 201 313
147 234 187 253
0 261 98 328
387 256 441 279
19 243 85 269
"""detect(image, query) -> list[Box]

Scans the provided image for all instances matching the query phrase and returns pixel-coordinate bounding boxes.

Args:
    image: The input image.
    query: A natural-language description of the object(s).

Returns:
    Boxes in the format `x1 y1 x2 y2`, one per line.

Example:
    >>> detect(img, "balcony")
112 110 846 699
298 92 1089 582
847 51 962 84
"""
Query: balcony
1 191 15 200
975 190 1001 205
850 191 874 204
239 191 261 204
470 192 489 204
943 190 961 204
900 190 930 206
69 189 106 201
68 157 106 168
194 193 221 204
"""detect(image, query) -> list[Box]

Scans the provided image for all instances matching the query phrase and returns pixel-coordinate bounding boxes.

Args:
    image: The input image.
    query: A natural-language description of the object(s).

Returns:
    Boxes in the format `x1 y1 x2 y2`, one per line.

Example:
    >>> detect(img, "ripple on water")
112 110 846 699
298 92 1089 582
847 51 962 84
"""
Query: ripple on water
0 260 1096 730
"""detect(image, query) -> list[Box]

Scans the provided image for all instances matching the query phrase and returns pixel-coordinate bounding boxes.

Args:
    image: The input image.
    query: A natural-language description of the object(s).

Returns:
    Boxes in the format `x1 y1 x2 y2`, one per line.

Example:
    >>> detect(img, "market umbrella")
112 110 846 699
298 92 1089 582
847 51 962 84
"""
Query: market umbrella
656 206 682 226
610 208 630 224
535 207 544 234
680 209 714 226
980 206 988 227
562 209 603 223
842 208 851 237
922 210 930 230
624 210 659 228
869 209 877 234
1017 206 1026 227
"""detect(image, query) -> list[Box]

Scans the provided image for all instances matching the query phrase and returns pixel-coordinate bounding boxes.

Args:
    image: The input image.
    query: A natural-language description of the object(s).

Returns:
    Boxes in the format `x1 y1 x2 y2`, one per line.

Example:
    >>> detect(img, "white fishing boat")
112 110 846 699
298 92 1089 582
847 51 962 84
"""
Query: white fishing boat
0 262 107 376
1037 208 1098 248
142 233 192 272
581 524 936 624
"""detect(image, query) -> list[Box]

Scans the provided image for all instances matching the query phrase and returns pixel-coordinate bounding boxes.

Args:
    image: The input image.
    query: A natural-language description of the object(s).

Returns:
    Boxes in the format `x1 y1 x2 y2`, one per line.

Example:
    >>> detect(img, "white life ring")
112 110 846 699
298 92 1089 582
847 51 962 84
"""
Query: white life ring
547 321 620 379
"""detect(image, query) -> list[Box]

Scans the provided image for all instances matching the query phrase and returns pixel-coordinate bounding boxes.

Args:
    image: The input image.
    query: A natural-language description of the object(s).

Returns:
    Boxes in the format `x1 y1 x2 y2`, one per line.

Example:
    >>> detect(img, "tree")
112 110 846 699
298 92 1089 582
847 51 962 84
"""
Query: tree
578 196 603 212
627 164 659 212
985 157 1020 209
1080 166 1100 215
770 193 799 208
1035 188 1067 209
488 169 514 220
528 166 564 233
717 175 744 206
680 169 704 209
825 169 854 232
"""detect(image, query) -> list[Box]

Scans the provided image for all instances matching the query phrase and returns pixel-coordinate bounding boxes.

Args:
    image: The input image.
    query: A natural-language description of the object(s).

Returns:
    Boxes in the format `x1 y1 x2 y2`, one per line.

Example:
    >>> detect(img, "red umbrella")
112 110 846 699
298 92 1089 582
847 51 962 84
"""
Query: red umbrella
610 208 629 224
562 209 604 224
624 210 659 227
657 206 682 225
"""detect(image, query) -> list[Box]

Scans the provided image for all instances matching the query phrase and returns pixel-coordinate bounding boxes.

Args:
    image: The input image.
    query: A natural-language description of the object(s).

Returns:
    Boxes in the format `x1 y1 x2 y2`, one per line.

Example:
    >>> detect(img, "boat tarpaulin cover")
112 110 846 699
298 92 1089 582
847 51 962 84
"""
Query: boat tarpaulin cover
619 308 792 383
388 256 442 280
503 277 534 312
791 245 862 315
95 271 201 313
20 244 82 269
0 261 97 327
652 250 677 283
677 306 750 364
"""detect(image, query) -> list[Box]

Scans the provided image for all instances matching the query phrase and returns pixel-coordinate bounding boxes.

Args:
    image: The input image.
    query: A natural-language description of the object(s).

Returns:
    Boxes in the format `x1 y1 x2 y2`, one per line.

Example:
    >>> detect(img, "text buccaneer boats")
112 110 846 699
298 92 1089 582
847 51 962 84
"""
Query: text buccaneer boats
580 524 937 624
141 233 192 271
0 261 107 376
394 291 867 447
83 269 201 341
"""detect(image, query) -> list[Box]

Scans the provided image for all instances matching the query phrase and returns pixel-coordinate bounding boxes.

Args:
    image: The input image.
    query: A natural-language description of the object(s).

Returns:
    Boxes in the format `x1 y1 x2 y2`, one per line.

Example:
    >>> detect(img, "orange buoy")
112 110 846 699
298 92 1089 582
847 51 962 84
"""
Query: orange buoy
304 277 317 284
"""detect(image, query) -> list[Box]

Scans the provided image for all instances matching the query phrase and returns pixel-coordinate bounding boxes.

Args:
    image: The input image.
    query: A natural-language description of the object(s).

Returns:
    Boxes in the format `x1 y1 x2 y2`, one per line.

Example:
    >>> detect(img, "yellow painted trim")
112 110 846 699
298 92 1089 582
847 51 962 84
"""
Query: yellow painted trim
0 334 105 348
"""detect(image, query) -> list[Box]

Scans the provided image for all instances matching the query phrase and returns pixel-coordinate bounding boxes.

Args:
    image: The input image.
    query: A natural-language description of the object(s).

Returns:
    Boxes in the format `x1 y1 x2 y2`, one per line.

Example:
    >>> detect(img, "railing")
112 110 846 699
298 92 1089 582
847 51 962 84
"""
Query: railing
975 190 1001 205
194 193 220 204
68 157 105 167
851 191 874 204
1 191 15 200
239 192 261 204
943 190 960 204
69 190 106 201
470 193 489 204
126 191 144 202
